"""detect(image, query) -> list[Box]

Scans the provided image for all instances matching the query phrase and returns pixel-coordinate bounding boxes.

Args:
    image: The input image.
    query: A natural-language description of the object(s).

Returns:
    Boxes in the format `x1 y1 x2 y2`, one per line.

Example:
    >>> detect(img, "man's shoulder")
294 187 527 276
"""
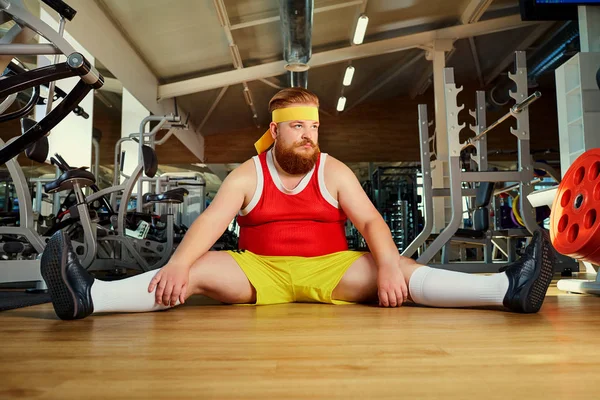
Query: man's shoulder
323 154 350 174
229 158 257 179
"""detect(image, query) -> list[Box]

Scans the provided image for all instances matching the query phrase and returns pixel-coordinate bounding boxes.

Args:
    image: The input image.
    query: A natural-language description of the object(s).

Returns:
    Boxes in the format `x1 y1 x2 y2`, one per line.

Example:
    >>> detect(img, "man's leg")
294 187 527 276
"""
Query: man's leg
91 251 256 314
41 231 255 320
187 251 256 304
331 253 418 304
332 254 507 306
333 230 555 313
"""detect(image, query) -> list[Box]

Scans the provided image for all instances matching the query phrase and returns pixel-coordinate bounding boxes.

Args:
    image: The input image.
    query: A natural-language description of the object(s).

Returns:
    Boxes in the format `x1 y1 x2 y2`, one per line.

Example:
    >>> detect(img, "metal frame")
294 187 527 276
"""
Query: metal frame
469 91 487 170
415 52 553 269
71 115 186 272
0 138 45 253
0 0 78 56
68 161 177 272
118 114 181 212
401 105 433 258
0 137 44 286
510 52 538 235
0 1 104 164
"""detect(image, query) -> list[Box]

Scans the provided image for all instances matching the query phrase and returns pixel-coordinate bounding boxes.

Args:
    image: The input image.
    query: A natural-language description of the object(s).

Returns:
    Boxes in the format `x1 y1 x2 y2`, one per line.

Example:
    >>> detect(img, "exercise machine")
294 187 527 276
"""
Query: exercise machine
0 0 103 287
403 52 574 273
0 0 103 164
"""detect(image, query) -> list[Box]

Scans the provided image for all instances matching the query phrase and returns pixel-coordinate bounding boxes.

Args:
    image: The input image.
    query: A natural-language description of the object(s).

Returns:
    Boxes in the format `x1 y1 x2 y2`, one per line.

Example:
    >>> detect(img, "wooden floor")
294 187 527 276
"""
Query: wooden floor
1 275 599 400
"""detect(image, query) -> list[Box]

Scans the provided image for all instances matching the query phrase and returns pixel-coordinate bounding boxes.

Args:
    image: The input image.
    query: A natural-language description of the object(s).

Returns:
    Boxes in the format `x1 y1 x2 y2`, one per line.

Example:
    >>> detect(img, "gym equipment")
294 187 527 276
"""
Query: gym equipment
464 91 541 149
553 149 600 295
0 0 102 288
400 107 434 258
5 60 90 121
0 63 40 123
368 166 420 252
150 172 206 229
110 114 182 211
0 137 46 287
403 52 572 273
0 0 104 164
65 115 191 272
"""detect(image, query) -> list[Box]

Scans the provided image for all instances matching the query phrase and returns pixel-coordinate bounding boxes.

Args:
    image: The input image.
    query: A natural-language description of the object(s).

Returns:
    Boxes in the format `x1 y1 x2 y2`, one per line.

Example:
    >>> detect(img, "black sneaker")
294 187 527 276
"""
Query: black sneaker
41 231 95 320
501 230 555 313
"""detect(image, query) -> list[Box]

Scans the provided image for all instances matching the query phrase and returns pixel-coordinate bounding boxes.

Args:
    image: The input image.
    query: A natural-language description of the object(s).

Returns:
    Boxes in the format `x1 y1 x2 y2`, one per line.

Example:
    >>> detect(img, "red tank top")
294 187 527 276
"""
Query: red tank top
236 149 348 257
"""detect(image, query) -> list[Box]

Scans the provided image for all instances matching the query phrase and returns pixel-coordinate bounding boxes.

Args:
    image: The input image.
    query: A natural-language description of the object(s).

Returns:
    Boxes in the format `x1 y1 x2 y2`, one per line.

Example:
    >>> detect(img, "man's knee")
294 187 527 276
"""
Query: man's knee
332 253 378 302
187 251 256 304
188 251 224 295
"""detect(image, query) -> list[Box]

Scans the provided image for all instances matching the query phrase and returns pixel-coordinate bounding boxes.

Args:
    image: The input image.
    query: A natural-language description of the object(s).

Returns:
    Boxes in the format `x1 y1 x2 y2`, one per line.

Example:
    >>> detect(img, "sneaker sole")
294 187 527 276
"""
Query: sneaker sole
523 232 555 313
40 232 77 320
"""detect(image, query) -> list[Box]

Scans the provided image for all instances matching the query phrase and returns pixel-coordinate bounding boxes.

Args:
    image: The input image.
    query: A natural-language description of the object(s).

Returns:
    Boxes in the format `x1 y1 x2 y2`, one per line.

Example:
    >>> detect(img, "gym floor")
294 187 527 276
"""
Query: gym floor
1 274 597 400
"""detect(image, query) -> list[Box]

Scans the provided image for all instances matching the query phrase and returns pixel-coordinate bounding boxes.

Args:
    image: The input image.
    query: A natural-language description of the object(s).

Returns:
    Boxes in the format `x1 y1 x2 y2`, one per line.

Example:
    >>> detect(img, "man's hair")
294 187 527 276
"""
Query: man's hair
268 87 319 113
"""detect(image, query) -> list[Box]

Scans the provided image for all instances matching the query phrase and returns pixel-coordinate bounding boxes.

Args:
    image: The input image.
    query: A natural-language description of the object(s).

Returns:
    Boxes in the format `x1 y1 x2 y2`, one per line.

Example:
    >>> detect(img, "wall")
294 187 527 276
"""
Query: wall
0 83 562 171
203 84 562 167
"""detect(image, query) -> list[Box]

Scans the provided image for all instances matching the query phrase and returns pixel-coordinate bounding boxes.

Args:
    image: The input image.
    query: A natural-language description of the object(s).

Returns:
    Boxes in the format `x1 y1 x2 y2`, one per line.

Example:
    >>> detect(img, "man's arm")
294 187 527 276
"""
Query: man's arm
167 159 255 269
329 157 411 307
149 159 255 306
331 158 400 267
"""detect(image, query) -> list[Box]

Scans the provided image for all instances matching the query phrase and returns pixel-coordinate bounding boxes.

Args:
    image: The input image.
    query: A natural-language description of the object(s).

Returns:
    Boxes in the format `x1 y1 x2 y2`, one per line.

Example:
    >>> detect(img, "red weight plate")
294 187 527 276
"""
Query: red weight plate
550 148 600 264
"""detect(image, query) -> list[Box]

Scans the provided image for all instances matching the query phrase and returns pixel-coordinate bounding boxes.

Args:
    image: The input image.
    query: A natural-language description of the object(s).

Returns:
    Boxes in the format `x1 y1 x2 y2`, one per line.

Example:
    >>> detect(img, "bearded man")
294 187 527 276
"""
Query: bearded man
40 87 555 320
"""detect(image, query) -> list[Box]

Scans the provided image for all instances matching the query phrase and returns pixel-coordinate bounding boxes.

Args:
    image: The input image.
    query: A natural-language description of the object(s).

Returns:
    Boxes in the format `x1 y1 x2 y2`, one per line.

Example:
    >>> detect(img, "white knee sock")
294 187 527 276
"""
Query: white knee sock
408 266 509 308
90 270 180 314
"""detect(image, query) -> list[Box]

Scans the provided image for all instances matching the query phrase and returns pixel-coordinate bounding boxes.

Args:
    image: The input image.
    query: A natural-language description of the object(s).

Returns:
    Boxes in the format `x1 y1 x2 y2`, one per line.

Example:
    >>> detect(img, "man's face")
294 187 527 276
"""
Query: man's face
270 103 320 175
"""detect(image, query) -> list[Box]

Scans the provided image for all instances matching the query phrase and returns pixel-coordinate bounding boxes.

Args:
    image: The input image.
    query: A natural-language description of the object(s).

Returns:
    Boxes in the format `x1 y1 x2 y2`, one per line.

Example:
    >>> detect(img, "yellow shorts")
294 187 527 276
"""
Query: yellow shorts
226 249 367 305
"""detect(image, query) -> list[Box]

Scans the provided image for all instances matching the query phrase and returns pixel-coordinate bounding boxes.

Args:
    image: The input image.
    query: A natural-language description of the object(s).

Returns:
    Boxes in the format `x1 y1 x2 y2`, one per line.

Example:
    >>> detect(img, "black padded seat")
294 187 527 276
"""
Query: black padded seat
141 145 158 178
458 173 497 236
44 168 96 193
0 211 19 225
446 171 497 241
454 228 487 240
21 118 49 163
142 188 189 205
0 216 18 225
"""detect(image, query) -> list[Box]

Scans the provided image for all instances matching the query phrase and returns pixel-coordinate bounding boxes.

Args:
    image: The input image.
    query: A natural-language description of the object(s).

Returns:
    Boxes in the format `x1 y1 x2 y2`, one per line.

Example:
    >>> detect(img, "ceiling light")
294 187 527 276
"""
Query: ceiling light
337 96 347 112
343 66 355 86
353 14 369 45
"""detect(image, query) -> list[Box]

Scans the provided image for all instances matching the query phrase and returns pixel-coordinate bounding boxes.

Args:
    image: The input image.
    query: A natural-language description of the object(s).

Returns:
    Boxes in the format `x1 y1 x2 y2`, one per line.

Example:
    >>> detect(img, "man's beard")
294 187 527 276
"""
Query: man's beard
274 138 320 175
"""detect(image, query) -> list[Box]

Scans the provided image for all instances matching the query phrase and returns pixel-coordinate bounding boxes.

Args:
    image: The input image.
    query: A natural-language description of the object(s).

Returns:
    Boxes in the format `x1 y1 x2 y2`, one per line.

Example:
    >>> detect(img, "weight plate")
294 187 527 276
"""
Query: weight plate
550 148 600 264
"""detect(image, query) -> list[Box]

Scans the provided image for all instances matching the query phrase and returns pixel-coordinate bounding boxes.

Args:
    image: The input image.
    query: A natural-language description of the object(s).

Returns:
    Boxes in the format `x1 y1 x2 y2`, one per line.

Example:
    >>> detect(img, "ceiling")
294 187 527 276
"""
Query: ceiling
2 0 572 187
86 0 562 139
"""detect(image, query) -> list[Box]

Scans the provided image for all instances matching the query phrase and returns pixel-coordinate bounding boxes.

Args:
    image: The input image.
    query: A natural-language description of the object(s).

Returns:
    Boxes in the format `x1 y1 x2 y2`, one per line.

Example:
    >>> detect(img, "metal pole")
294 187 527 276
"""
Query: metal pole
469 91 488 171
402 104 434 259
0 43 61 55
417 157 463 265
46 16 66 217
91 137 100 177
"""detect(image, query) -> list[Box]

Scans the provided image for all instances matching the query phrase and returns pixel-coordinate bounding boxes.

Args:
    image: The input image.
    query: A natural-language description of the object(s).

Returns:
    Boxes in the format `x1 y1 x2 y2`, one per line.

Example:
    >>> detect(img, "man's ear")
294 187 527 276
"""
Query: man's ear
269 122 278 140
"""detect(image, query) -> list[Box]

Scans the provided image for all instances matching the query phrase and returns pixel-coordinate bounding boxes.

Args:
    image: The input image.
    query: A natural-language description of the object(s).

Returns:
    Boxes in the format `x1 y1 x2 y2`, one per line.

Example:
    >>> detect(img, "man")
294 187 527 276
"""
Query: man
41 87 555 320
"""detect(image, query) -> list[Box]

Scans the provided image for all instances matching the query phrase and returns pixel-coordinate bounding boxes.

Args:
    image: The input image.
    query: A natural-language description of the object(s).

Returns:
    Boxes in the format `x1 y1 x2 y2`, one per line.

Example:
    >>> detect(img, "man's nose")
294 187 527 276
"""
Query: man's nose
301 130 312 140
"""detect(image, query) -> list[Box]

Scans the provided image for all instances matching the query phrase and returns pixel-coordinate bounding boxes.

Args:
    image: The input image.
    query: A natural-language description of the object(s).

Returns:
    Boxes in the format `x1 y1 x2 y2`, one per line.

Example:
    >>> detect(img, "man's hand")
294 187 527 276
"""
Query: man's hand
148 262 190 307
377 263 409 307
